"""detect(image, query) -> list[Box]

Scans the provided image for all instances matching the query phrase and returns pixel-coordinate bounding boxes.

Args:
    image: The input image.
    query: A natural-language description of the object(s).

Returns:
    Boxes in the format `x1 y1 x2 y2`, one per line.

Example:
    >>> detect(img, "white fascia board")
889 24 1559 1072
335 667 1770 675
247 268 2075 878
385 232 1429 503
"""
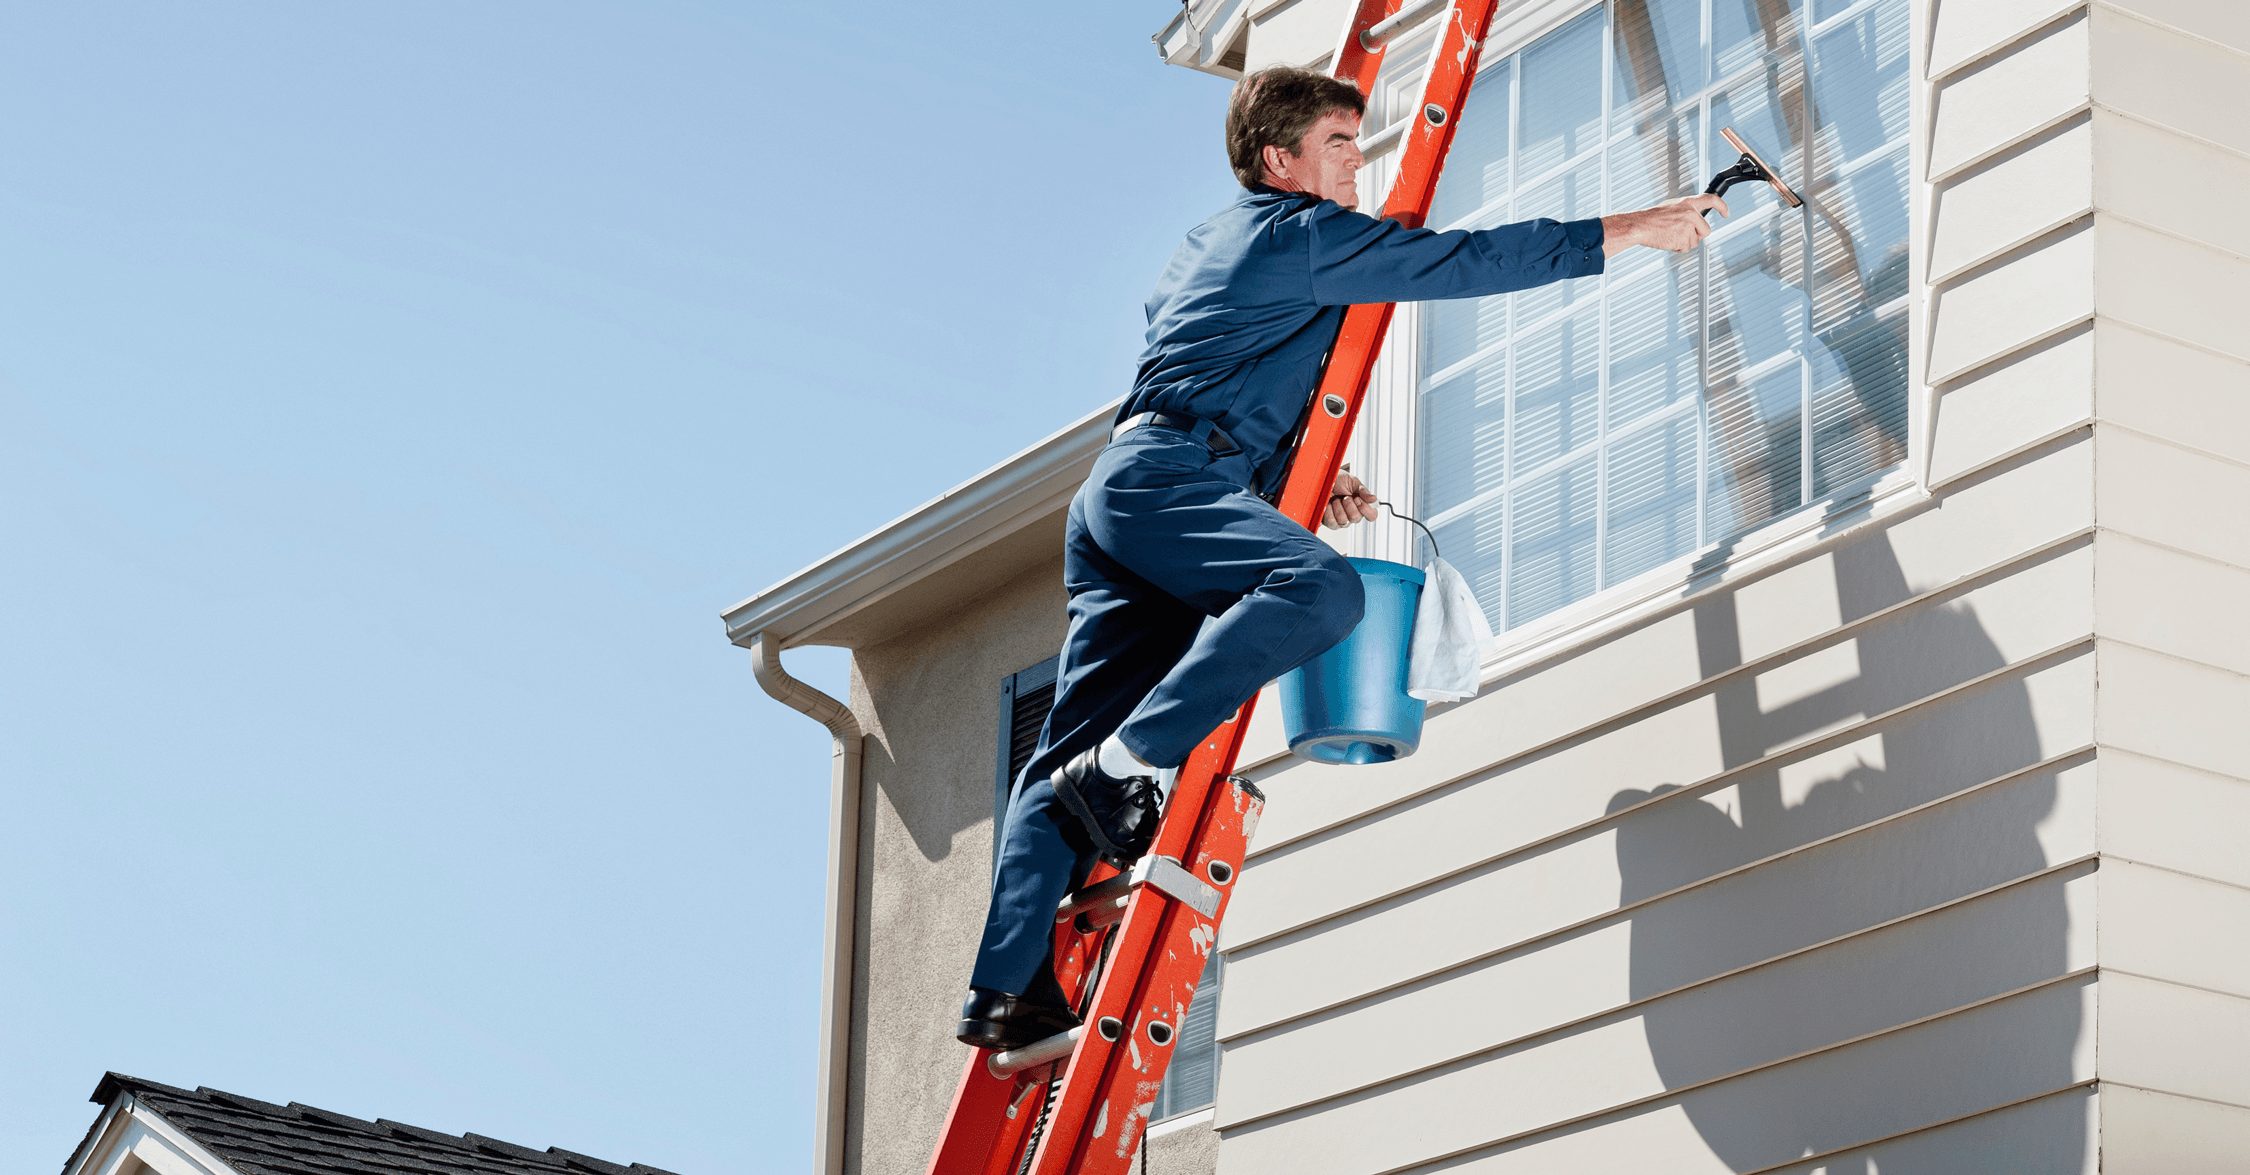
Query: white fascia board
63 1097 240 1175
58 1097 126 1175
1155 0 1251 76
720 399 1116 651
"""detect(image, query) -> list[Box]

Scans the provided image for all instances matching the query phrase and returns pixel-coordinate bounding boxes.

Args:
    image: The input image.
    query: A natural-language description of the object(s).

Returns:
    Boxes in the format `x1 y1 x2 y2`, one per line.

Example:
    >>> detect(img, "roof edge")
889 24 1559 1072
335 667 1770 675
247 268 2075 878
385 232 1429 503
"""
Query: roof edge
720 399 1116 650
1155 0 1251 77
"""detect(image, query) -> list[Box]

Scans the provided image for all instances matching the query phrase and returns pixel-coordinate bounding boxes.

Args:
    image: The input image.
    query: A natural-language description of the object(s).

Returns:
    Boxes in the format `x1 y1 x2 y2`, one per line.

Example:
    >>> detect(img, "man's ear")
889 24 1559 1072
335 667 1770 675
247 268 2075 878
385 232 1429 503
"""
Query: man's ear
1261 143 1290 184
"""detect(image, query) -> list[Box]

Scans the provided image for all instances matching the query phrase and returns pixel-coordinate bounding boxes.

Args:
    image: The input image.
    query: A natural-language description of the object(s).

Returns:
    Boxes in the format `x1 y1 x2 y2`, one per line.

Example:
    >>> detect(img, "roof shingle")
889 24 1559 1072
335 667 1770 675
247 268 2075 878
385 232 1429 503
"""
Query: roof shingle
80 1073 683 1175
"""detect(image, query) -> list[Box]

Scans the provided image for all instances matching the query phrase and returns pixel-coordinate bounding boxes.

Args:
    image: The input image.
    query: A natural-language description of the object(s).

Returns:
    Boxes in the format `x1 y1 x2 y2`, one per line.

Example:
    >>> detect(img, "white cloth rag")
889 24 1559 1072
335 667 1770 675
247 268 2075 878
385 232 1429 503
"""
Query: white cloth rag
1406 557 1495 703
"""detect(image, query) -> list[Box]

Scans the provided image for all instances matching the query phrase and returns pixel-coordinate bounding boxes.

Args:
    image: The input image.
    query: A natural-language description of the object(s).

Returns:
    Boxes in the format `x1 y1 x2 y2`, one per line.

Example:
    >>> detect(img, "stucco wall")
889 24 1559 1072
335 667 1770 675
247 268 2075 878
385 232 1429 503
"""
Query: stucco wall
841 555 1063 1175
839 553 1223 1174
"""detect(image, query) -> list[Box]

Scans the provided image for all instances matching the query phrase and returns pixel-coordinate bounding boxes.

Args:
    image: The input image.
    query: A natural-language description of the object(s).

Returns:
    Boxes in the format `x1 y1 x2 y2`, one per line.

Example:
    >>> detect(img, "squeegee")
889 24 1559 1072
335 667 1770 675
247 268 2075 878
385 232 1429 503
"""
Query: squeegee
1703 125 1803 216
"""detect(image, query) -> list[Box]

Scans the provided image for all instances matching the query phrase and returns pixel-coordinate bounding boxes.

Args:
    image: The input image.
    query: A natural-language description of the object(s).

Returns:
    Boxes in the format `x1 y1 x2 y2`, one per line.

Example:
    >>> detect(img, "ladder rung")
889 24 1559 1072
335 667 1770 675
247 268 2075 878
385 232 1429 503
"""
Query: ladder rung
1360 0 1445 49
1053 854 1223 927
985 1025 1086 1079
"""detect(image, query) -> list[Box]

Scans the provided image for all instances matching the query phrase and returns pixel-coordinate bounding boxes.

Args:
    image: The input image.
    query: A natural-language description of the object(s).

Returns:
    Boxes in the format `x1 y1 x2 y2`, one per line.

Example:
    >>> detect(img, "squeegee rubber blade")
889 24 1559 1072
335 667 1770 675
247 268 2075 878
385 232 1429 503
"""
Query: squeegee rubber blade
1720 125 1804 208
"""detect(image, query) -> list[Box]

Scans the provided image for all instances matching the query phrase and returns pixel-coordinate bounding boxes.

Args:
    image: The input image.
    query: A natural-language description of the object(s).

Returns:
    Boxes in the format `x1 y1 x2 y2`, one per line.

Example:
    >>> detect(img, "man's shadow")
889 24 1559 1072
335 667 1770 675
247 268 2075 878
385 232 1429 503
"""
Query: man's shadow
1606 531 2082 1171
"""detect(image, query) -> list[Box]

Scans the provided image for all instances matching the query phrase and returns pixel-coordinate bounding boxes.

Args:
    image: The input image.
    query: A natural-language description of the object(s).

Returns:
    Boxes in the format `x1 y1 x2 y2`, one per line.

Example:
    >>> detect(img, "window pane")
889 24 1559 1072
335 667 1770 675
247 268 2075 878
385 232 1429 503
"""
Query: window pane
1707 210 1808 387
1429 59 1512 228
1607 256 1702 429
1810 305 1909 495
1509 458 1598 626
1510 303 1600 472
1419 355 1507 517
1433 496 1507 630
1714 0 1803 82
1411 0 1911 636
1707 362 1805 535
1614 0 1704 132
1424 289 1507 378
1607 107 1701 282
1517 8 1605 177
1810 148 1909 315
1150 951 1222 1121
1511 154 1602 323
1810 0 1909 173
1708 60 1807 223
1605 413 1700 581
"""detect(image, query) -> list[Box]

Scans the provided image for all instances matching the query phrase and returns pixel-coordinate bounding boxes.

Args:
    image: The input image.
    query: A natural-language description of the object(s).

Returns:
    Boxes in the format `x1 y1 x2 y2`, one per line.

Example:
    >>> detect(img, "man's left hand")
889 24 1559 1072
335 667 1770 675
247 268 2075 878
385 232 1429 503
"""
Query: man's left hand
1324 470 1380 529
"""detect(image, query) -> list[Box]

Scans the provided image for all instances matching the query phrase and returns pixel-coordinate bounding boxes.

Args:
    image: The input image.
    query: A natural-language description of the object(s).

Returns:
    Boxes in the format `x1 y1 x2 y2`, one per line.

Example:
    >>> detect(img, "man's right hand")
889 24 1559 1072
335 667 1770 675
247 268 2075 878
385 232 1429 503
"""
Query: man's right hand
1601 194 1728 256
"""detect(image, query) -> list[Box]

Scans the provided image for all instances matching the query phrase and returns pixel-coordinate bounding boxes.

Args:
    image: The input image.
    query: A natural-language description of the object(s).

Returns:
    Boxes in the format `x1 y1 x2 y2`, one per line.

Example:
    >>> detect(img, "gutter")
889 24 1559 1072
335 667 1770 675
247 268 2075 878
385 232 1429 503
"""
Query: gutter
749 631 864 1175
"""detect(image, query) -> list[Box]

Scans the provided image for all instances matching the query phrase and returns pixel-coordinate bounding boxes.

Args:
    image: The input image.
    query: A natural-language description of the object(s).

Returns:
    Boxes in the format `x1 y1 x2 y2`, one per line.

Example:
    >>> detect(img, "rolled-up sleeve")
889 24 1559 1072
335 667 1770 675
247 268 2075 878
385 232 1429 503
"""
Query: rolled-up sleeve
1305 203 1606 306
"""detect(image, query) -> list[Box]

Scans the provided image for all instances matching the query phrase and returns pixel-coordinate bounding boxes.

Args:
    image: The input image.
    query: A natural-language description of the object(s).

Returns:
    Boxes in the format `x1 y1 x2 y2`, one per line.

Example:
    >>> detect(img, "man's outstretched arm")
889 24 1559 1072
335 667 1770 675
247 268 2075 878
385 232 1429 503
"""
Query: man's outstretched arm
1305 193 1727 306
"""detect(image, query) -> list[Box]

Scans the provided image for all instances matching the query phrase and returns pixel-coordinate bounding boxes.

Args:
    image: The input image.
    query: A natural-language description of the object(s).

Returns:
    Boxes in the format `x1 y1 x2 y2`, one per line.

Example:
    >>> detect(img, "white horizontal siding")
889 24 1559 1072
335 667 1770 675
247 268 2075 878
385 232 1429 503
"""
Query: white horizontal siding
2095 426 2250 569
1201 0 2121 1166
2091 4 2250 160
2099 972 2250 1109
2102 1085 2250 1175
1236 439 2095 858
2093 216 2250 363
1216 977 2097 1173
2097 748 2250 889
2099 858 2250 1000
1924 326 2092 487
2093 108 2250 260
1927 118 2092 284
1924 219 2092 383
1759 1085 2098 1175
2092 320 2250 469
1927 11 2089 181
1928 0 2080 80
2103 0 2250 56
1221 538 2096 997
1221 850 2098 1127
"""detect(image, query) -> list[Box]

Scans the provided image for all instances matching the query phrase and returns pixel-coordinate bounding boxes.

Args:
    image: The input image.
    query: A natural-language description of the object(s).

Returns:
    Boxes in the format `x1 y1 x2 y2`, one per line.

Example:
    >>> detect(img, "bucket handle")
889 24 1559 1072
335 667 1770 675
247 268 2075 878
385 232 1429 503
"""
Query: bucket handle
1377 501 1440 564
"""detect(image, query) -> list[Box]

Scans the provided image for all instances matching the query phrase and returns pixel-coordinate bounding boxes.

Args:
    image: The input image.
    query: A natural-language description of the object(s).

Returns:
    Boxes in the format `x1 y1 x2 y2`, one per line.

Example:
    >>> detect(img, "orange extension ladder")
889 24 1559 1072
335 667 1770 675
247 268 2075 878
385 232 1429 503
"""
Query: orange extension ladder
925 3 1502 1170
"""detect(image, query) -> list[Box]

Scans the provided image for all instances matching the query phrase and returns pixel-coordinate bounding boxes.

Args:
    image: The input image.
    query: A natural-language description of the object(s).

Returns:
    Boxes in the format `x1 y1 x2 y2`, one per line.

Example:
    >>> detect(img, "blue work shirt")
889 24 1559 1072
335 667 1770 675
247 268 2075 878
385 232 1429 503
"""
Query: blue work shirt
1122 183 1607 495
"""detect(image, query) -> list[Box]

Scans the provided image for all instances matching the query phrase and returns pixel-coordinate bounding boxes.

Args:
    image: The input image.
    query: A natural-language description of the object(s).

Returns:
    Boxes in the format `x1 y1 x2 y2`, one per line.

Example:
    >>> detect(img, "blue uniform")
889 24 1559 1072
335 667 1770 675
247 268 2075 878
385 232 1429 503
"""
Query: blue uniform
971 186 1605 1000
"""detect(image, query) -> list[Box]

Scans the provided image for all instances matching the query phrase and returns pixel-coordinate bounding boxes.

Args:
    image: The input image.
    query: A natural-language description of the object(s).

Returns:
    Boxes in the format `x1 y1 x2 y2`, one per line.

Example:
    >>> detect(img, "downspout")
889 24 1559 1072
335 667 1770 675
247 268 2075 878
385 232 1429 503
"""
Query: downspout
749 631 864 1175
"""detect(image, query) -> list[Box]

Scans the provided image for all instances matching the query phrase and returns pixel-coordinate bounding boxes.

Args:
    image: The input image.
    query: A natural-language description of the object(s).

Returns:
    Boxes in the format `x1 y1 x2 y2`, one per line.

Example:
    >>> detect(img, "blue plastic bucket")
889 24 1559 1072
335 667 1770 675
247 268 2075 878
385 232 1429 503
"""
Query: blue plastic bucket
1278 557 1429 765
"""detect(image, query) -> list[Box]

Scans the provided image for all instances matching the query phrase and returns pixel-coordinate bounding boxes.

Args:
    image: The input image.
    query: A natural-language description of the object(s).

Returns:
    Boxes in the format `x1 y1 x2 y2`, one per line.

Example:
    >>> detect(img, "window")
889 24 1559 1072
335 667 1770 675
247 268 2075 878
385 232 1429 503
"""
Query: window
1414 0 1911 633
1149 949 1223 1122
994 657 1060 868
994 659 1224 1119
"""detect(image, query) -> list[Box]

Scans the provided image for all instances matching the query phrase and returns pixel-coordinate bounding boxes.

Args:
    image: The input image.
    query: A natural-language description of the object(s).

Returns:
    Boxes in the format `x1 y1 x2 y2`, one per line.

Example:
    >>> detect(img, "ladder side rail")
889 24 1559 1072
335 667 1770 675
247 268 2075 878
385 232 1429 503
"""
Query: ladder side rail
927 1 1497 1169
1028 717 1261 1173
1028 4 1504 1169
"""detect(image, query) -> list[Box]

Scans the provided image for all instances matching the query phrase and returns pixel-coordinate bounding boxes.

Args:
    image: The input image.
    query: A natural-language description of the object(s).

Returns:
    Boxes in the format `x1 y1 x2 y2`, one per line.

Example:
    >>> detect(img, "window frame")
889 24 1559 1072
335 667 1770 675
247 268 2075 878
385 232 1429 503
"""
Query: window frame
1350 0 1929 681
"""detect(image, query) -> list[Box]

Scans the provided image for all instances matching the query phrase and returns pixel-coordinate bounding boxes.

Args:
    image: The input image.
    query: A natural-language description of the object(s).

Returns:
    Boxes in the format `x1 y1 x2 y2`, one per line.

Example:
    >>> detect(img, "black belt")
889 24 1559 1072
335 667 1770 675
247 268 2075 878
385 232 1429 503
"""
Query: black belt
1111 411 1241 456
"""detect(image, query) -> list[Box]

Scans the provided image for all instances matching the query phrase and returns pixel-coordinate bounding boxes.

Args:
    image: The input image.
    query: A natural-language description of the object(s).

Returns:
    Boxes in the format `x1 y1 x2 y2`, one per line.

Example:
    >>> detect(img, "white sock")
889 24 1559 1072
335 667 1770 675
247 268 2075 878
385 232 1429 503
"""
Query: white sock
1096 733 1158 780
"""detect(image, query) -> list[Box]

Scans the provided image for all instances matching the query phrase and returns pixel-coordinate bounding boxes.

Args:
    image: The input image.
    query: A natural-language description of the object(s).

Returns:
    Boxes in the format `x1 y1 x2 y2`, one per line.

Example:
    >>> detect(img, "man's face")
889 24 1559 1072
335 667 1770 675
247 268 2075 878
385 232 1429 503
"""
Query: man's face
1266 109 1365 207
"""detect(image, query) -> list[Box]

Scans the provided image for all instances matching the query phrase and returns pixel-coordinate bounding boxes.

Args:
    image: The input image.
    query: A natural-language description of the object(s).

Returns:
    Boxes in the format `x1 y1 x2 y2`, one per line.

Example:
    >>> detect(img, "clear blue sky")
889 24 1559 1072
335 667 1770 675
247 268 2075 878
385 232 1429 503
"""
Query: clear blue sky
0 5 1236 1172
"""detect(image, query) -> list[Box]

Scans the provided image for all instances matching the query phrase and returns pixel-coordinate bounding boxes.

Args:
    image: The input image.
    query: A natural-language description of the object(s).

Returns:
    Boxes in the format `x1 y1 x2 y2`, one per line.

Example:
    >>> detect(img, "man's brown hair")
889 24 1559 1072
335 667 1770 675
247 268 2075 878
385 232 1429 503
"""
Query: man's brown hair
1224 66 1367 190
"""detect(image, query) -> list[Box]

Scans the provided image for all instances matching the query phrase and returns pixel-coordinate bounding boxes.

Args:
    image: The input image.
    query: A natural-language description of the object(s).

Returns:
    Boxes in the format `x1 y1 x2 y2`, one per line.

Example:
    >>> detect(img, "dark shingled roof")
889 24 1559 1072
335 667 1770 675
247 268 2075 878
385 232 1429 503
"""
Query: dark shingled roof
81 1073 684 1175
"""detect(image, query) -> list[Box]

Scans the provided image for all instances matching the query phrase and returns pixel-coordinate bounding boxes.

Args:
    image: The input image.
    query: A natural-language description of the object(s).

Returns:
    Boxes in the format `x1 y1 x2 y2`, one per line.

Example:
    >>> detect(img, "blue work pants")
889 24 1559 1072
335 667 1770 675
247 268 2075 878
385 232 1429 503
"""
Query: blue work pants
969 425 1365 997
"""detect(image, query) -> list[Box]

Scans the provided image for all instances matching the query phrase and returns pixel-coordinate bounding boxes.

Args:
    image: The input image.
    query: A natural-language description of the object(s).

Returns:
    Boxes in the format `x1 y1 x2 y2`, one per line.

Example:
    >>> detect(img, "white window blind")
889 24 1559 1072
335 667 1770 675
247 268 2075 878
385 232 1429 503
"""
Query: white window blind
1148 950 1223 1122
1416 0 1911 633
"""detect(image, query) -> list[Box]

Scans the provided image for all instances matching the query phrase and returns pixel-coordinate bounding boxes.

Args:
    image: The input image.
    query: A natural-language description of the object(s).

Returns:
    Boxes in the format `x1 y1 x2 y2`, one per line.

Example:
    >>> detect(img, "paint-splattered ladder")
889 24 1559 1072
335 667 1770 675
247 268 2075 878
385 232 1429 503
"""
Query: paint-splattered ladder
924 2 1504 1170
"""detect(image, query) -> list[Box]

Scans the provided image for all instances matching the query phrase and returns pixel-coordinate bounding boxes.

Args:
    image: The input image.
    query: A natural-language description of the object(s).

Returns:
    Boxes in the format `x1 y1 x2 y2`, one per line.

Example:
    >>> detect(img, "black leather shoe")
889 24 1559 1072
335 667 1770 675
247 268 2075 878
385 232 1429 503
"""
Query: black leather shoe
1050 747 1164 866
956 986 1081 1051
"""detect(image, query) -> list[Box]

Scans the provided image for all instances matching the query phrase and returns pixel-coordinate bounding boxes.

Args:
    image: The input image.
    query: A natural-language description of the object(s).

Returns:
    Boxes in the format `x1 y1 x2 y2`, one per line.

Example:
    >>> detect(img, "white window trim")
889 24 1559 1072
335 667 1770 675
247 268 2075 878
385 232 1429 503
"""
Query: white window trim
62 1096 240 1175
1340 0 1930 685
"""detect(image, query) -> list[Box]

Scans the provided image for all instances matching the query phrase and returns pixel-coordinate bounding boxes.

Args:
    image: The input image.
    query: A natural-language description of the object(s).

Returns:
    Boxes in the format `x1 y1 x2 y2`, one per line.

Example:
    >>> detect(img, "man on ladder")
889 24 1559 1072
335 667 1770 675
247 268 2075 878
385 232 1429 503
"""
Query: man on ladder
958 65 1725 1050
